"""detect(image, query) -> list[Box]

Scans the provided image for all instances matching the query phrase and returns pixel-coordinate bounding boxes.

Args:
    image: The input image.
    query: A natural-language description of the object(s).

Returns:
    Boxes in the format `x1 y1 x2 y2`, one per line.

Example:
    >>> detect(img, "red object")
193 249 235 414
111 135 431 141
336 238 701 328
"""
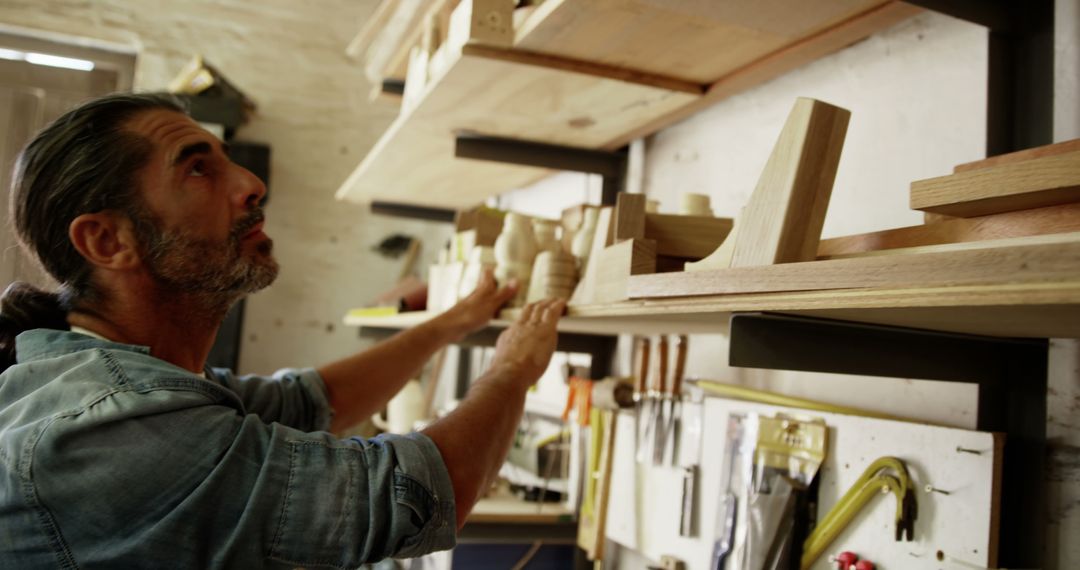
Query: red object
855 560 876 570
836 552 859 570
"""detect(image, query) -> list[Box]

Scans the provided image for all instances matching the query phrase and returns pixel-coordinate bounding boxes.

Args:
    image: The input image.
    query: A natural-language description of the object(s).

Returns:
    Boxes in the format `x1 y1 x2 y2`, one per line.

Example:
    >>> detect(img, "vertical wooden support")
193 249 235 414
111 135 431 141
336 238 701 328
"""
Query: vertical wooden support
730 97 850 267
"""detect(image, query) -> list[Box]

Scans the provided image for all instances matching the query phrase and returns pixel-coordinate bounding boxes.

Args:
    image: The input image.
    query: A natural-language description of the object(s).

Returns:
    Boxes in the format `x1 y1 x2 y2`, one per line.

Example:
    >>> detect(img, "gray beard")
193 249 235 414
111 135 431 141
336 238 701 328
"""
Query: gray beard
132 207 280 313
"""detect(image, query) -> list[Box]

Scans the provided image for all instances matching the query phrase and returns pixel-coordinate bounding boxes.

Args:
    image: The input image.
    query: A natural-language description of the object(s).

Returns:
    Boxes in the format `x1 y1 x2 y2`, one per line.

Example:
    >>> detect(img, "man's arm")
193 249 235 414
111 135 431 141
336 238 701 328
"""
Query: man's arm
422 298 565 529
319 271 516 432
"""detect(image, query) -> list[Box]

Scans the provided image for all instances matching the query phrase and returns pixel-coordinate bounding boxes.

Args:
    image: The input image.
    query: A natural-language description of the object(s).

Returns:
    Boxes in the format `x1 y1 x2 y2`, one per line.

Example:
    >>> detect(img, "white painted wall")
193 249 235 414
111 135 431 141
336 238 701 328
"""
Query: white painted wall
501 9 1079 568
0 0 453 378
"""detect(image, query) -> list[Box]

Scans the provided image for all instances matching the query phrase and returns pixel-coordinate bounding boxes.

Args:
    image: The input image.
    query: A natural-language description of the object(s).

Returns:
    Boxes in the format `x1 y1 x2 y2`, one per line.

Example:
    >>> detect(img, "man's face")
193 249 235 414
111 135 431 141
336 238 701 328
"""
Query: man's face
124 109 278 299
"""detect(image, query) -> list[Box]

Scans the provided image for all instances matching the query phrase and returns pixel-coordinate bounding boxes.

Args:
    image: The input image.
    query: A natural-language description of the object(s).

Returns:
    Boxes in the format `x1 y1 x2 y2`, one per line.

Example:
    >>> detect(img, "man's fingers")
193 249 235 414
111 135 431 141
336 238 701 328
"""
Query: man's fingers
519 302 538 323
539 299 566 325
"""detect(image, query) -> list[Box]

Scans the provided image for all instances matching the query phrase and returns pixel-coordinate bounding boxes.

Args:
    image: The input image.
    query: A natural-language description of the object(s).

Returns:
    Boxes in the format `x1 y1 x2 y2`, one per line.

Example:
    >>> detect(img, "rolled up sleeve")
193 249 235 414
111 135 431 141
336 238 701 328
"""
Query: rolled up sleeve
210 367 335 432
267 429 457 566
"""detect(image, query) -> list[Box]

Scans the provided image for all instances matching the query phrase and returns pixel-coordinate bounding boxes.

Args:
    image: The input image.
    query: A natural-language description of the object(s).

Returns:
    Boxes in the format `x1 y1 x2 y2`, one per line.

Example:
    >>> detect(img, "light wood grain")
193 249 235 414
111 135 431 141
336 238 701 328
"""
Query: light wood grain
514 0 893 84
910 150 1080 217
819 202 1080 257
954 138 1080 173
602 2 919 151
569 207 614 306
644 213 734 259
820 232 1080 259
730 98 850 267
613 193 647 242
336 46 699 208
629 239 1080 298
591 238 657 305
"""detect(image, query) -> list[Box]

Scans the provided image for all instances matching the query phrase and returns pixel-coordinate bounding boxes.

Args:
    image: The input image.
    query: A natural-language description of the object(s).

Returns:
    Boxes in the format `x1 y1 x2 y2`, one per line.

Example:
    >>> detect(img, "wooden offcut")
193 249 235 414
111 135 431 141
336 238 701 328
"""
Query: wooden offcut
644 213 733 259
569 207 614 306
613 193 647 242
910 150 1080 217
590 239 657 305
818 202 1080 258
729 98 851 267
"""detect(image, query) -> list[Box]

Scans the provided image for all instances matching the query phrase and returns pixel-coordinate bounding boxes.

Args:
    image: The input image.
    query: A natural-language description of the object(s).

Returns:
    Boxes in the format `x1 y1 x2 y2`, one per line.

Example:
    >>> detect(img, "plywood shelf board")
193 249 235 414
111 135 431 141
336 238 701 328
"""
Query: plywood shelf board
336 45 698 208
630 239 1080 298
513 0 896 85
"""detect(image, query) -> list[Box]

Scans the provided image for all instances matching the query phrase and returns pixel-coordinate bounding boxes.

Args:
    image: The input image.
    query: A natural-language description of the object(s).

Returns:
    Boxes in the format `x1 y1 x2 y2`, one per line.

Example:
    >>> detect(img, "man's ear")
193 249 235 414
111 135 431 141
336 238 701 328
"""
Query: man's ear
69 212 141 270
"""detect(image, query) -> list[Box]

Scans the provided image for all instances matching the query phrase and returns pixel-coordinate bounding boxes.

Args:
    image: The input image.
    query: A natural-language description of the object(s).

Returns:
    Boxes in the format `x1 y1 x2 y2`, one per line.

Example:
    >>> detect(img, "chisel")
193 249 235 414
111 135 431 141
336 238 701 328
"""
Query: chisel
633 336 651 462
658 335 688 465
644 336 668 464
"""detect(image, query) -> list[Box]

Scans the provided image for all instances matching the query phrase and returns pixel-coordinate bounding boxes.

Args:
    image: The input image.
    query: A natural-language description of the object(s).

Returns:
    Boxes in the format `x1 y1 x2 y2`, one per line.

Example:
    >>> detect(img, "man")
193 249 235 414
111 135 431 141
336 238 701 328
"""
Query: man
0 92 565 568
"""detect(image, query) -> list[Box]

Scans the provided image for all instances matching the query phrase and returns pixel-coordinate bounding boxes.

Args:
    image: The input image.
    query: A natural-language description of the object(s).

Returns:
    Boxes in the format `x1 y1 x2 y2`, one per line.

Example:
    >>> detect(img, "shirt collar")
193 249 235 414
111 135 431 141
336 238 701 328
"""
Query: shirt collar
15 328 152 363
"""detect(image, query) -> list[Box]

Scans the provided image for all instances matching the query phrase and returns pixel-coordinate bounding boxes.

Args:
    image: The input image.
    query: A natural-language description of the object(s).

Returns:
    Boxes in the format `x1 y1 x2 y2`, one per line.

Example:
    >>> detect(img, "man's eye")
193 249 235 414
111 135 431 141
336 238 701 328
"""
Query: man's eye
189 160 208 177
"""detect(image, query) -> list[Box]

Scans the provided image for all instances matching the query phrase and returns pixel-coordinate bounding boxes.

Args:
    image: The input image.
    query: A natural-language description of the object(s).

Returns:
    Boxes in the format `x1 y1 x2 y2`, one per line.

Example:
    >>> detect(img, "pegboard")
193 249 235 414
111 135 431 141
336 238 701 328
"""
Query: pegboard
605 397 1000 569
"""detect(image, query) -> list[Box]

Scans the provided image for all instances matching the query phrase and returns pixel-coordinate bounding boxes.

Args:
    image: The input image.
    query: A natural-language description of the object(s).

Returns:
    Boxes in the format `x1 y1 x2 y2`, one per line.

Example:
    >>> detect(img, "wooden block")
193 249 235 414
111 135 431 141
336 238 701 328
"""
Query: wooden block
644 213 733 259
818 202 1080 258
685 213 740 272
628 238 1080 299
569 207 614 306
591 238 657 304
954 138 1080 173
613 193 647 242
455 206 505 246
910 150 1080 217
730 98 850 267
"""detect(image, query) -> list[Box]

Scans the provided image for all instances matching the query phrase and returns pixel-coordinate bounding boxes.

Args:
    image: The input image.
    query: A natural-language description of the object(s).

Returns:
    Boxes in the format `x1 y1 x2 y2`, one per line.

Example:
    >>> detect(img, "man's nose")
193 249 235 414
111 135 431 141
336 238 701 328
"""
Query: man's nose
231 164 267 209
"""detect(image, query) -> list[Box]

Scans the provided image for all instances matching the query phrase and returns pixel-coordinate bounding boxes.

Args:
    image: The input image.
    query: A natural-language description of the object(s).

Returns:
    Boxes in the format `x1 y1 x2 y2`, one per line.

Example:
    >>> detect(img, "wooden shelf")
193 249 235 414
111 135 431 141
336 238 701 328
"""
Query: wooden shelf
468 491 575 525
345 281 1080 339
335 44 700 209
512 0 922 149
336 1 919 210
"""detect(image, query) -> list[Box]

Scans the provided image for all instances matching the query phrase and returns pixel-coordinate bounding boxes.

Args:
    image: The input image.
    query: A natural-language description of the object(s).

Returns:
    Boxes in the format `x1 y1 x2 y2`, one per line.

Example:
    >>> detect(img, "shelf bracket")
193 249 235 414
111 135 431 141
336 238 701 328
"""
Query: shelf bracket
728 312 1047 568
906 0 1054 155
454 134 627 205
369 200 456 222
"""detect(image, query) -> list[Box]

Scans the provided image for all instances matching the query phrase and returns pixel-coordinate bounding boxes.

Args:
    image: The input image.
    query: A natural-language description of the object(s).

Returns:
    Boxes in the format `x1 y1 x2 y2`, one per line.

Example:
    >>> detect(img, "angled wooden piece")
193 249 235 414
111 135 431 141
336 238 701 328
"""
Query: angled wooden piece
818 202 1080 258
911 150 1080 217
613 193 647 242
685 211 741 272
569 207 614 306
644 213 733 259
591 238 657 304
729 97 850 267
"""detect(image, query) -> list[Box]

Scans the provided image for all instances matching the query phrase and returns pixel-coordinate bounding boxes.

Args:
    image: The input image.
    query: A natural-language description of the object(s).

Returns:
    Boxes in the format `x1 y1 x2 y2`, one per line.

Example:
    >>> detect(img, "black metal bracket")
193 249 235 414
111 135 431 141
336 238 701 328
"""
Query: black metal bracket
728 312 1047 568
358 325 617 388
905 0 1054 155
369 200 456 222
455 134 627 205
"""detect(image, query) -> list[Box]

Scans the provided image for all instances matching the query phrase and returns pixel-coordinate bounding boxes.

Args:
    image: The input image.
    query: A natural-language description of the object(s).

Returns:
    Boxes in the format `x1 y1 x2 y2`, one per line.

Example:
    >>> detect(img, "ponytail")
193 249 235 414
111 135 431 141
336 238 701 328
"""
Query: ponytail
0 282 69 370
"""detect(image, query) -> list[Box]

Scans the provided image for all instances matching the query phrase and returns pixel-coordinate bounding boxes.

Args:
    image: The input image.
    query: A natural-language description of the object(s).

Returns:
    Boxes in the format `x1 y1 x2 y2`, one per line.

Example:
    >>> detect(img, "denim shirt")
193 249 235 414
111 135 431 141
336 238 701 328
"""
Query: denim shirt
0 329 456 569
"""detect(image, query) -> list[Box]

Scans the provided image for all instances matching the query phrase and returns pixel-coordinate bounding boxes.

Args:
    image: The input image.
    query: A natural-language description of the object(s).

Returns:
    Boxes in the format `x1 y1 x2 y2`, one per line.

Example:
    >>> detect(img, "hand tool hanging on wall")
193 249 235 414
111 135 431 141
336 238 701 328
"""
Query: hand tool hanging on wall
658 334 688 465
633 336 651 461
639 336 668 463
800 456 917 570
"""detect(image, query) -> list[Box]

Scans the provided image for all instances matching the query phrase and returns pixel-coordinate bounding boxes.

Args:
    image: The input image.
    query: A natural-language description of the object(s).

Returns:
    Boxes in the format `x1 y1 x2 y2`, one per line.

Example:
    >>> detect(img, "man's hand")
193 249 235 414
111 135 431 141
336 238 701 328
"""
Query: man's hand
488 298 565 389
438 269 517 341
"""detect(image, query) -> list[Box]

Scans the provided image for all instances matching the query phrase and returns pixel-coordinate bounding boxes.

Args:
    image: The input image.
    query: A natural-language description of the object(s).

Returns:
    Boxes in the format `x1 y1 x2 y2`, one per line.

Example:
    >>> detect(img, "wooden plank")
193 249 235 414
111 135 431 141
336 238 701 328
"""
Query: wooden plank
954 138 1080 173
591 239 657 305
514 0 893 84
821 231 1080 260
818 202 1080 258
730 98 850 267
336 47 699 208
644 213 734 259
601 2 920 151
569 207 614 306
910 150 1080 217
628 239 1080 298
613 193 647 242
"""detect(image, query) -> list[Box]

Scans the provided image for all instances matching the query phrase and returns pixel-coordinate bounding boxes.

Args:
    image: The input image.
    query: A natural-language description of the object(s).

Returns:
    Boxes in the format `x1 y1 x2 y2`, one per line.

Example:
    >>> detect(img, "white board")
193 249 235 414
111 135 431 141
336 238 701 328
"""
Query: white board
605 398 1000 569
